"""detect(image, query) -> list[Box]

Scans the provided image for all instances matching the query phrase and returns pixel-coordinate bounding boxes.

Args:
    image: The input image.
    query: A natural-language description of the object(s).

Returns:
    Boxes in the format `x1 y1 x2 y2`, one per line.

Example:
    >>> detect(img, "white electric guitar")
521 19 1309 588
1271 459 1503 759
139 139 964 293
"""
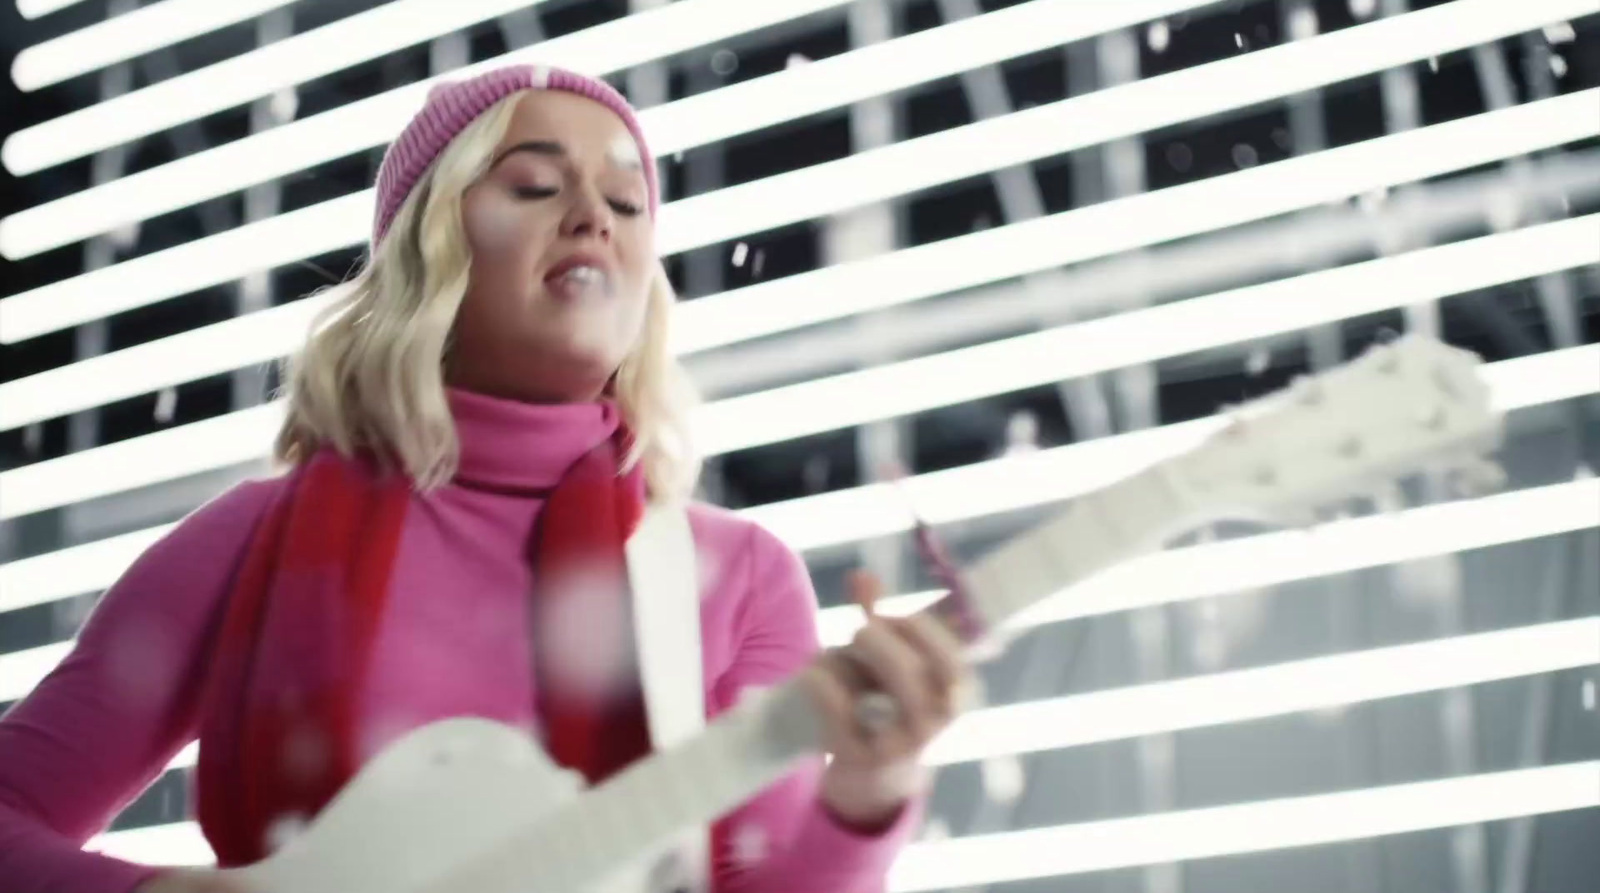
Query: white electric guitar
219 335 1504 893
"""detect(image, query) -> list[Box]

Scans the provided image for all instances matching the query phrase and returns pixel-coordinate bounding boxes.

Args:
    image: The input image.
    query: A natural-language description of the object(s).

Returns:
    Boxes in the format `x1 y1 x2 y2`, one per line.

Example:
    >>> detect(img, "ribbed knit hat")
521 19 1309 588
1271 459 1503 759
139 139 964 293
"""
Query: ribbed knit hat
372 64 658 246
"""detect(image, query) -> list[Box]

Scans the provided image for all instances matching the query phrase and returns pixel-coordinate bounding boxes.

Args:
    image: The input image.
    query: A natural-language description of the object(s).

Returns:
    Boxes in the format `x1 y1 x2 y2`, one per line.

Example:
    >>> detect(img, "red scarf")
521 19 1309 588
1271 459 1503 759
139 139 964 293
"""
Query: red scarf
196 432 650 865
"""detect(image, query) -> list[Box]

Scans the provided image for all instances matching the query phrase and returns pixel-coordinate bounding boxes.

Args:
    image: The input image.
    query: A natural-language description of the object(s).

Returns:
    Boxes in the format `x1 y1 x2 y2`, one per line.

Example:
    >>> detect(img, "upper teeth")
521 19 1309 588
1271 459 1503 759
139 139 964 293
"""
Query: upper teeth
563 266 602 283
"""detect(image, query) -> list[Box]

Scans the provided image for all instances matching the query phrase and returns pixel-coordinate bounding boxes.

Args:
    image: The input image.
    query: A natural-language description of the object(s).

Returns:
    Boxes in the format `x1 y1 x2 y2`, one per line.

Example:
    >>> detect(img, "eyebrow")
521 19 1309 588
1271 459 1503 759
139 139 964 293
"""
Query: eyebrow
491 139 644 173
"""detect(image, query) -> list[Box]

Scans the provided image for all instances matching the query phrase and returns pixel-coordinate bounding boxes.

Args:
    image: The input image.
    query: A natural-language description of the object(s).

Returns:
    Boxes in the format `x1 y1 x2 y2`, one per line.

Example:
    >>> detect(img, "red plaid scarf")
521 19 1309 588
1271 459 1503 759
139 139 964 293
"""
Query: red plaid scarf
196 432 650 865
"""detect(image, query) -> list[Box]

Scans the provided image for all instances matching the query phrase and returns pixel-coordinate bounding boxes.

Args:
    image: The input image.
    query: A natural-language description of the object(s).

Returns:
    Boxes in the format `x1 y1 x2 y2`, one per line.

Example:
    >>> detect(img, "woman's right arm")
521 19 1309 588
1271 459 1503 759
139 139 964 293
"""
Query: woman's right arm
0 479 280 893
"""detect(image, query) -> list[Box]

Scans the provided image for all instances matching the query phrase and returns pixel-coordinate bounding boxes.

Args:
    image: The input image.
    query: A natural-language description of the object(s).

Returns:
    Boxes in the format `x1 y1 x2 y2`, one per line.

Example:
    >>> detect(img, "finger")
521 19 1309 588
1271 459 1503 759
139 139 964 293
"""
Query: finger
803 658 874 764
849 619 936 739
890 613 967 697
848 569 883 617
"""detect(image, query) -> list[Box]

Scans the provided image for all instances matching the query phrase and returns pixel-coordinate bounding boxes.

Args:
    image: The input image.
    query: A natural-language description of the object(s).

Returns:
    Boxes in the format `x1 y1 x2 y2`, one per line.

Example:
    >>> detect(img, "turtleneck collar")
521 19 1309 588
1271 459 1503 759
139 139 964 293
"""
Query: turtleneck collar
446 387 620 493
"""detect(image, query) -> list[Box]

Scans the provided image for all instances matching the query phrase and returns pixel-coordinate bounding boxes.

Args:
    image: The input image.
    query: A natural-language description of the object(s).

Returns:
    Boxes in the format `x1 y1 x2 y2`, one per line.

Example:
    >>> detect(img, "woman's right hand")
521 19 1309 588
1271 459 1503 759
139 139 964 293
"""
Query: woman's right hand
134 869 250 893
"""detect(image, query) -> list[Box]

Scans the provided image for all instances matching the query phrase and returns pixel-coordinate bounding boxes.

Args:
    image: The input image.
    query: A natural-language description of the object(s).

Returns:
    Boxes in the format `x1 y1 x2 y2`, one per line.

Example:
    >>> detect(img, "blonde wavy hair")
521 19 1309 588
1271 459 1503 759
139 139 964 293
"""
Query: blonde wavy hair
274 91 700 500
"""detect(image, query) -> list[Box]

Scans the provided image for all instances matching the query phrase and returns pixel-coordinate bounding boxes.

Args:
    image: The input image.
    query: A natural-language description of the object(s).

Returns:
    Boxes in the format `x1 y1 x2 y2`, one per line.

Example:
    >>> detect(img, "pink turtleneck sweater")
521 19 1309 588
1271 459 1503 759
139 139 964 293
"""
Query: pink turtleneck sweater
0 390 921 893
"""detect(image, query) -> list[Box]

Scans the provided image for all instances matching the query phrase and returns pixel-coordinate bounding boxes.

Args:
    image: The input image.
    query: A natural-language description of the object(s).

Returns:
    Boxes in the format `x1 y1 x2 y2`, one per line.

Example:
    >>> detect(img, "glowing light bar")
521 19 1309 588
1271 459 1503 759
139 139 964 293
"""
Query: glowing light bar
84 762 1600 874
0 524 173 615
0 641 70 703
887 762 1600 890
11 0 301 92
0 0 854 175
925 617 1600 765
0 0 1218 259
693 214 1600 455
2 11 1593 341
15 0 89 19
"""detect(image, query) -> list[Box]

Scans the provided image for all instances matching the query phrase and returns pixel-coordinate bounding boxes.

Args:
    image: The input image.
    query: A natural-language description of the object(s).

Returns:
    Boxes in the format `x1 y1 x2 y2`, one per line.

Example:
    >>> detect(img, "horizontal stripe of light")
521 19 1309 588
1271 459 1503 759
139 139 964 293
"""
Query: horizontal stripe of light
10 0 301 91
814 478 1600 646
15 0 89 20
693 214 1600 455
85 763 1600 875
0 0 1219 259
0 0 850 175
3 4 1592 341
927 618 1600 765
887 762 1600 890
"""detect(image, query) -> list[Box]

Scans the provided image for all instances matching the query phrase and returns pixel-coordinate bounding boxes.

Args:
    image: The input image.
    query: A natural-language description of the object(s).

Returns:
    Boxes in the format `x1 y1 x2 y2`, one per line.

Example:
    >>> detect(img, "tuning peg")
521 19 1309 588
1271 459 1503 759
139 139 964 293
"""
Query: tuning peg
1418 404 1449 432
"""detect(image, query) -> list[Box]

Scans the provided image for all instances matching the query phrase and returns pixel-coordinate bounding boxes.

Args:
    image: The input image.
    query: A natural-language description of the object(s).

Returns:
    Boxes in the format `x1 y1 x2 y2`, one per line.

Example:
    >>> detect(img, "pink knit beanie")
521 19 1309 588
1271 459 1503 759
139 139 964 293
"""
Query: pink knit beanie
371 64 659 246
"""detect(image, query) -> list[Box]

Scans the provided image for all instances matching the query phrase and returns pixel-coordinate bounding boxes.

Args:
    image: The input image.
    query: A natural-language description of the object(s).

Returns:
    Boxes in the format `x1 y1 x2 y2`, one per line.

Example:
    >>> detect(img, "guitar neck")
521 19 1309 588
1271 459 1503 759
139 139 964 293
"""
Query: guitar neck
927 461 1202 649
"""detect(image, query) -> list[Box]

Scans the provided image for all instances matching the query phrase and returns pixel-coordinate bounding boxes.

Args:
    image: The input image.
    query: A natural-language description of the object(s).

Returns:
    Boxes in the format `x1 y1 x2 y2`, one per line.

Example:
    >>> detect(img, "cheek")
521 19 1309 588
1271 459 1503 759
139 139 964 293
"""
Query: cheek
462 190 540 261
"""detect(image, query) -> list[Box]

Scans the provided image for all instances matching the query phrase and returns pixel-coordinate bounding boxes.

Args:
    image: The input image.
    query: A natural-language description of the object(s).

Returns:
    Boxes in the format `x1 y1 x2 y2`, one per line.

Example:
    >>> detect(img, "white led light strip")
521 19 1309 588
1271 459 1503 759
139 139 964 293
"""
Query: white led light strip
887 762 1600 891
10 0 302 92
0 0 1220 259
0 0 854 176
1 214 1594 521
14 0 89 19
2 6 1593 340
82 761 1600 873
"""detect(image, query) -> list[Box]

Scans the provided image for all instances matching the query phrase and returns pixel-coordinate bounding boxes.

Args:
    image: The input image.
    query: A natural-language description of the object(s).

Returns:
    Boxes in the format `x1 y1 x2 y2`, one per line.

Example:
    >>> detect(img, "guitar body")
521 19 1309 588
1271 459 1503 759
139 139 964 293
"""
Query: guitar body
219 718 655 893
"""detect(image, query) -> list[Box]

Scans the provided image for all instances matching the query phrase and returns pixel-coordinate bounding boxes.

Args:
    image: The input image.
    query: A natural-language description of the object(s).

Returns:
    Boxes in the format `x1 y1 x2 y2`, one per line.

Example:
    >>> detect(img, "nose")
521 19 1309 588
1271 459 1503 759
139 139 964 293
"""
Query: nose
559 186 614 243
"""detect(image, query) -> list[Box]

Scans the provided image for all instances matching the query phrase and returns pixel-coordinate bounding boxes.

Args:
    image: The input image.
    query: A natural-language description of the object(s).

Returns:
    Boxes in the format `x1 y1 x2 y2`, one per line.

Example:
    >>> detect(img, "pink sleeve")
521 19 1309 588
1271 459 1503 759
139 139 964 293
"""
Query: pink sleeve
0 480 278 893
708 523 925 893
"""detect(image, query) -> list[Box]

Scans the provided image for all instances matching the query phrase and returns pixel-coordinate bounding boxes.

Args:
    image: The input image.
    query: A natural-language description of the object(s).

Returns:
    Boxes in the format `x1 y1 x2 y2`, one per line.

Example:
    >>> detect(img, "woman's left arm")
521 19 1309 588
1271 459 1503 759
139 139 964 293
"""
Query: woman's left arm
708 523 967 893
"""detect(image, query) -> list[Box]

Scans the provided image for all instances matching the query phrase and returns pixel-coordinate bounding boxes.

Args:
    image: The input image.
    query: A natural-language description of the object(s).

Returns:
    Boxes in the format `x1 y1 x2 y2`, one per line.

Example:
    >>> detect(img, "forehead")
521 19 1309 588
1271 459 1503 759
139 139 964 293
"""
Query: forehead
498 90 643 167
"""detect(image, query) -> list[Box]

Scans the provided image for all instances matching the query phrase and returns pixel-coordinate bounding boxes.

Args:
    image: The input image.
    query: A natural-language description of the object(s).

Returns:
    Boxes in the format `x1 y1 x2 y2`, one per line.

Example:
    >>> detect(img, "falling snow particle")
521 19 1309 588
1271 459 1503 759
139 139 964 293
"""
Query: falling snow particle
1234 32 1245 49
1542 21 1576 44
1358 187 1389 214
1146 20 1170 53
154 387 178 423
269 88 298 124
730 824 768 867
1583 678 1596 711
731 242 748 267
786 52 811 69
1550 54 1569 78
1246 346 1271 376
1427 56 1439 73
980 755 1026 805
1288 6 1318 40
22 423 42 455
751 249 766 277
1231 143 1259 169
710 49 739 76
1348 0 1376 19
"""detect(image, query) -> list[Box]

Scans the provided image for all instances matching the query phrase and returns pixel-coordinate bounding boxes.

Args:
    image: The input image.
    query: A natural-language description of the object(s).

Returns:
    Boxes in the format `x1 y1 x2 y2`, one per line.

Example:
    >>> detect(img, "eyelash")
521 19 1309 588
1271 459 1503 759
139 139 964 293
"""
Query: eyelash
513 185 643 218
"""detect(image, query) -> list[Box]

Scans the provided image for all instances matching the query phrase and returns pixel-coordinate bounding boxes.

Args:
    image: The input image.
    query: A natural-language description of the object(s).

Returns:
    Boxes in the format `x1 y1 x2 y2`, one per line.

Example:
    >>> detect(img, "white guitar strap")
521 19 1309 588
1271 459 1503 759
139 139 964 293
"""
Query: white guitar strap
625 502 709 893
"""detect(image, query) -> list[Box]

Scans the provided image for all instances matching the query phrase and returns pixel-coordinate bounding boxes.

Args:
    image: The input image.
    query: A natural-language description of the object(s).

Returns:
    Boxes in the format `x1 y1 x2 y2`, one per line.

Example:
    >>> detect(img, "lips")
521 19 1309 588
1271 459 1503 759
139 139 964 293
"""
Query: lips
543 253 614 293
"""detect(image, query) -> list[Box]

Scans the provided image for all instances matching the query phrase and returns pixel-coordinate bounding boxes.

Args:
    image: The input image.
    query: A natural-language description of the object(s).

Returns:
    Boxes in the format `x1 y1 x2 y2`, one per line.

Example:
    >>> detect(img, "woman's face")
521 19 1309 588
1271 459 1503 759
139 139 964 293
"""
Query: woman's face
449 90 655 404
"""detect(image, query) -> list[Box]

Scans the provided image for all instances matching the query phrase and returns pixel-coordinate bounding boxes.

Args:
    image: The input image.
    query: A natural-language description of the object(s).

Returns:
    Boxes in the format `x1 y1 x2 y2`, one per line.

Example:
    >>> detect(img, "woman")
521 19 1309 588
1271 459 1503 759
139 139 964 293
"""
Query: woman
0 65 968 893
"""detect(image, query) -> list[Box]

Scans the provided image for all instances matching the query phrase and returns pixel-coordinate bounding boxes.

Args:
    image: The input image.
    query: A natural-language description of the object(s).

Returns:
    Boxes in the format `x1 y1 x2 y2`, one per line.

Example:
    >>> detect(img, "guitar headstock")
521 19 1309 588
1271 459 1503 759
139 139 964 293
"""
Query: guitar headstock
1174 335 1505 525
